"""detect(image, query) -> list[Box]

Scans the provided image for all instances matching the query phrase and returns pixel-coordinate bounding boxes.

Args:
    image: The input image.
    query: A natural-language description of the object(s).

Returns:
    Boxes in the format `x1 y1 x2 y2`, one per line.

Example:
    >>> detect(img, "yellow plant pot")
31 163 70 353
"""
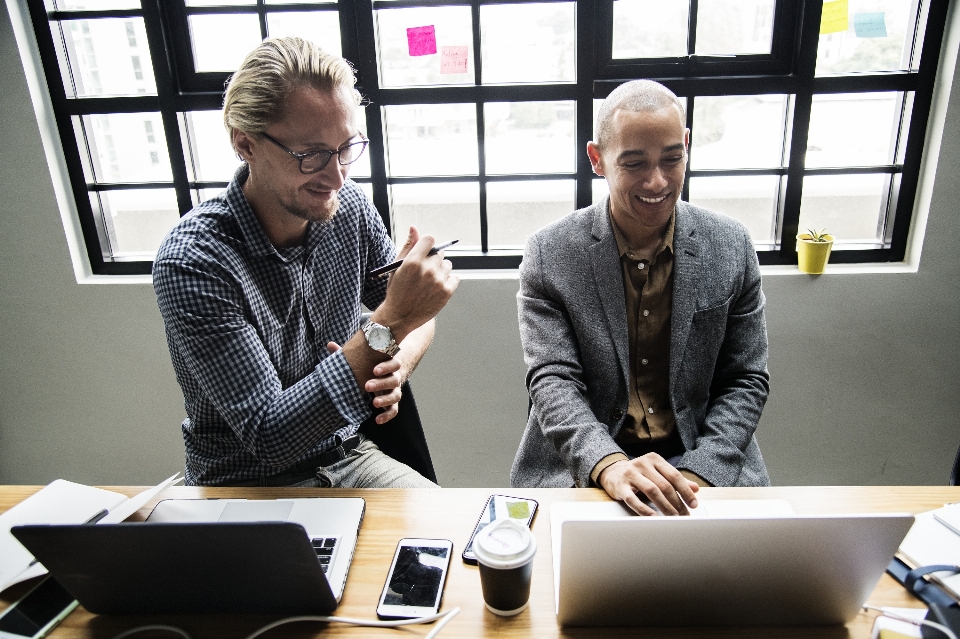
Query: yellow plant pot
796 234 834 274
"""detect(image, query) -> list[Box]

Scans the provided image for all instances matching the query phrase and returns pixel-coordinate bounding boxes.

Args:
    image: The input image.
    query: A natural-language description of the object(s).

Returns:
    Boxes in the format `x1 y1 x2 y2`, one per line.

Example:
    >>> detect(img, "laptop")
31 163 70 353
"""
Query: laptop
11 497 364 615
550 501 914 627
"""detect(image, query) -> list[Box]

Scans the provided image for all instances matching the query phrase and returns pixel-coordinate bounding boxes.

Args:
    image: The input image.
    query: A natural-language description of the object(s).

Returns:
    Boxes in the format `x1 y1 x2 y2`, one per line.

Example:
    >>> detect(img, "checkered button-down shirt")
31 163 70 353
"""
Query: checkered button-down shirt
153 165 395 485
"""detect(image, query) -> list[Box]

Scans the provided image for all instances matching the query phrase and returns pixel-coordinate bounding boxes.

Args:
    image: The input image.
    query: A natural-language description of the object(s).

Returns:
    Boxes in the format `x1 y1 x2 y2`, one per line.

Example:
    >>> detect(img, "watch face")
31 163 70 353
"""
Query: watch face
368 325 391 350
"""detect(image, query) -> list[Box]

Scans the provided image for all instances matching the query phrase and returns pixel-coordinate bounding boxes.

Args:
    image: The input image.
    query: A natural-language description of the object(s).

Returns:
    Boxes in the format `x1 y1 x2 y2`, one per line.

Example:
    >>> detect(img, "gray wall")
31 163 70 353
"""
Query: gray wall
1 2 958 488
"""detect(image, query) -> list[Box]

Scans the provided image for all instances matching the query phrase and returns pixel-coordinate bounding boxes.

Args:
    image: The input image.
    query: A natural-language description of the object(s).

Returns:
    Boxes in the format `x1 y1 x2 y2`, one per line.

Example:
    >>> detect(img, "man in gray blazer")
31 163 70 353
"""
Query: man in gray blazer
512 80 770 515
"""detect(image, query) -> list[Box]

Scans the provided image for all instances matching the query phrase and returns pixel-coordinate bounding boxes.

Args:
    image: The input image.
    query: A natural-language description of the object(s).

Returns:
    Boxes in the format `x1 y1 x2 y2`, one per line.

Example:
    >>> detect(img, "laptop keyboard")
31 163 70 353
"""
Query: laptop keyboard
311 537 338 573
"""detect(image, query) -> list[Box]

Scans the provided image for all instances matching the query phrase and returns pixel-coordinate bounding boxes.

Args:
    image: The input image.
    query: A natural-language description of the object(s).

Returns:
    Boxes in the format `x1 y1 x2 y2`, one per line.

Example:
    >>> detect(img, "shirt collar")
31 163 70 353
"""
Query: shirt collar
609 204 676 263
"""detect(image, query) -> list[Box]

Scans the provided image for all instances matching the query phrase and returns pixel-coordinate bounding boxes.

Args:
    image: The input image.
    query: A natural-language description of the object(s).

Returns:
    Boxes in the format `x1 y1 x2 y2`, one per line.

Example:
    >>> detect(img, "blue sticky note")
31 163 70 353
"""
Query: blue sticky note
854 12 887 38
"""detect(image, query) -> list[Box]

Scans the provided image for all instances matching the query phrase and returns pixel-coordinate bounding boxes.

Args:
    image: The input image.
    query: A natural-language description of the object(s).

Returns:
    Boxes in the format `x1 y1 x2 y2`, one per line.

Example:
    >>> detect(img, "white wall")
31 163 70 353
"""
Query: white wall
1 2 958 487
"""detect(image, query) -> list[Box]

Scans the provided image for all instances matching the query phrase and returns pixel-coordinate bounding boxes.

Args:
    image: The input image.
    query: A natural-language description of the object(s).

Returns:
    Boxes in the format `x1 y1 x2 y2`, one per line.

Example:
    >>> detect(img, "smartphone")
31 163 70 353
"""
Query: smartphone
376 538 453 620
462 494 538 565
0 577 78 639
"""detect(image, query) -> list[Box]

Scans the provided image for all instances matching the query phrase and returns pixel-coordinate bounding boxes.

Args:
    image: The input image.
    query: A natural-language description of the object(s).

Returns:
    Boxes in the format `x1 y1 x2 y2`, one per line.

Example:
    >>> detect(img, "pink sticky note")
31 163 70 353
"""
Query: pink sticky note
407 25 437 56
440 46 469 74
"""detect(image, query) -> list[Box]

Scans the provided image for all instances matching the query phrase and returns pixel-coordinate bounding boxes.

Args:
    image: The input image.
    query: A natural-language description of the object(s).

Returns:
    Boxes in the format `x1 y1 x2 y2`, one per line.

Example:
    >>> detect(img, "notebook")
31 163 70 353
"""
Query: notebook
550 501 914 627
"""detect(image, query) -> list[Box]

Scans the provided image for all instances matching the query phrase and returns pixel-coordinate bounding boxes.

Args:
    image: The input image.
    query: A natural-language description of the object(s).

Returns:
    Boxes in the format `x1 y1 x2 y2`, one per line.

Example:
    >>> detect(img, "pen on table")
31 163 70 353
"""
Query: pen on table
367 239 460 278
27 509 109 566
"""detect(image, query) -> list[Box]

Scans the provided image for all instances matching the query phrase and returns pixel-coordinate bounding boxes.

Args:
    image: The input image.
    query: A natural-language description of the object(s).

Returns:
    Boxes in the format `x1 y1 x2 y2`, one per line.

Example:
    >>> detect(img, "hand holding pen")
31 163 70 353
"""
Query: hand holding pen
368 239 459 278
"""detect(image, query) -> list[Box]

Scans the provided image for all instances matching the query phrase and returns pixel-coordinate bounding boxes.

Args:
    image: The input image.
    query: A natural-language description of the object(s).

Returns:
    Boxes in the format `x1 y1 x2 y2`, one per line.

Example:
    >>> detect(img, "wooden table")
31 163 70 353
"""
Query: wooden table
2 486 957 638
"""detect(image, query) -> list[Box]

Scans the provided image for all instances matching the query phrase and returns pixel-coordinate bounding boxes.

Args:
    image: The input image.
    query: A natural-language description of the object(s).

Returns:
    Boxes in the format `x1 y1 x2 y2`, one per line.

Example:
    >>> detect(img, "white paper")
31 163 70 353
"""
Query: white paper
99 473 182 524
870 607 926 639
0 480 127 592
899 507 960 598
932 502 960 537
0 474 182 593
549 499 797 612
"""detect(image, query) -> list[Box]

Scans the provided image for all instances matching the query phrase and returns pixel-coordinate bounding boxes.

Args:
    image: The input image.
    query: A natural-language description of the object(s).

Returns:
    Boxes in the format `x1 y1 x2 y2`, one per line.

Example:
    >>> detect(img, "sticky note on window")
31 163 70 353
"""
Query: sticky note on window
440 46 469 74
820 0 848 35
407 25 437 57
854 12 887 38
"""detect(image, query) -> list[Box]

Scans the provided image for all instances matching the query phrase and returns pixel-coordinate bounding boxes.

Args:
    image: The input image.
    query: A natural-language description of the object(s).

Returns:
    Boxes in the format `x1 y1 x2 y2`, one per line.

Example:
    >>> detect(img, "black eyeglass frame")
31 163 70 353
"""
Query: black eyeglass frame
259 132 369 174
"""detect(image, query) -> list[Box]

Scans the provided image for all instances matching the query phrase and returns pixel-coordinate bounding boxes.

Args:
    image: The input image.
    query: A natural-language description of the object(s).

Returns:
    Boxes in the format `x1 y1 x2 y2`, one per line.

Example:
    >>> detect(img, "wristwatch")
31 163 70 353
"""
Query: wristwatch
361 320 400 357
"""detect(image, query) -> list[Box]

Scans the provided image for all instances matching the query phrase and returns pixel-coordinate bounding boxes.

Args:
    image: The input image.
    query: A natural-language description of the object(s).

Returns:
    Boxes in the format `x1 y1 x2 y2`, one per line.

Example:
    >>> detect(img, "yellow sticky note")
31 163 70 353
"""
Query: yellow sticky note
821 0 849 34
506 501 530 519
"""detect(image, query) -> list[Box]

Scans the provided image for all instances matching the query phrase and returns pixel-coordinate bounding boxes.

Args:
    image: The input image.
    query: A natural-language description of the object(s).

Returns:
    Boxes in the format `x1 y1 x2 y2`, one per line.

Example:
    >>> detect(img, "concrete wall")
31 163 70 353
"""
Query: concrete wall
1 2 958 487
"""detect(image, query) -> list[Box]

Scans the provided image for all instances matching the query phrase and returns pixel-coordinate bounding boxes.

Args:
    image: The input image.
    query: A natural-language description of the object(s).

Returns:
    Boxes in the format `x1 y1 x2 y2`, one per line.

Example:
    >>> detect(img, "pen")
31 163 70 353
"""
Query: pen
367 239 460 278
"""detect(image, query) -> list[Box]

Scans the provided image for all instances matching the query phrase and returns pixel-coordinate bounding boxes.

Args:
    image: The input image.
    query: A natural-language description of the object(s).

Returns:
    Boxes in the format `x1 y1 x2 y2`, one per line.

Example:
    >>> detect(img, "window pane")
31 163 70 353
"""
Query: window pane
383 104 478 177
389 183 480 248
267 11 341 57
80 113 172 183
696 0 775 55
187 0 255 5
375 7 474 88
487 180 575 248
349 106 371 179
799 174 888 242
612 0 688 59
688 175 780 245
815 0 916 75
593 178 609 203
56 0 138 9
691 95 788 169
480 3 575 84
189 14 261 72
56 19 156 97
182 111 239 182
93 189 181 258
484 101 575 174
191 188 226 208
806 92 899 167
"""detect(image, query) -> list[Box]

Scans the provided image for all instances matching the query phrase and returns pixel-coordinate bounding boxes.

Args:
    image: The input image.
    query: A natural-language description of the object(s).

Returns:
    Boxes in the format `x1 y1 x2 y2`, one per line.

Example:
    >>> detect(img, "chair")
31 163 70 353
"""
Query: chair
358 380 438 484
951 444 960 486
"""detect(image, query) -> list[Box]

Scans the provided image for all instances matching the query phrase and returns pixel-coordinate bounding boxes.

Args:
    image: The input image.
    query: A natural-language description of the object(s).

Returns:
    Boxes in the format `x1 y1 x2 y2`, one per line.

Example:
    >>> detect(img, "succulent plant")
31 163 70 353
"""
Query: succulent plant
804 228 830 243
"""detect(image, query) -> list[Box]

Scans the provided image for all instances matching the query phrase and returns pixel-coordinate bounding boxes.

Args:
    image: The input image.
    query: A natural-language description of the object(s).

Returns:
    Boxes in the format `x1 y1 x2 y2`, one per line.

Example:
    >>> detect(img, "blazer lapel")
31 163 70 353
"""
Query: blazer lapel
670 202 700 398
589 200 631 391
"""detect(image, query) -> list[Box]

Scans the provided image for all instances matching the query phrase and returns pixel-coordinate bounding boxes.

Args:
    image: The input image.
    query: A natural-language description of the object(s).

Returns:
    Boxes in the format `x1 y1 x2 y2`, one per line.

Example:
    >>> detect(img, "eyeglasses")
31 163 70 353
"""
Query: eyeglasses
260 132 368 174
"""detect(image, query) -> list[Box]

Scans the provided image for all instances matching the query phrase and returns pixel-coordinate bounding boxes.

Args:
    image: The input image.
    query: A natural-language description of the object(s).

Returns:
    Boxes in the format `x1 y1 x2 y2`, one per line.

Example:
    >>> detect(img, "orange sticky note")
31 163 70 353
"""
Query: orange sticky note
440 46 468 74
820 0 849 35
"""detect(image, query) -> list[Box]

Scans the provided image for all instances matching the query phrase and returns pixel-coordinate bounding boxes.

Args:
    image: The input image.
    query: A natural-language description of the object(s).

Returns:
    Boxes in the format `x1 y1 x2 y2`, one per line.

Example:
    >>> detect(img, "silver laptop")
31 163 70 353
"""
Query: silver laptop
551 501 914 627
148 497 365 600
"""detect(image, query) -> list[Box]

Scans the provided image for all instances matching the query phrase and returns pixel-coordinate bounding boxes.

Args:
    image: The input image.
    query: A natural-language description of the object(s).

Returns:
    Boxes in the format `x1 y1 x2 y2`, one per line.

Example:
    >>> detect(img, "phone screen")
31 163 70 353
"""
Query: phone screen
462 495 538 564
0 578 77 639
377 539 452 619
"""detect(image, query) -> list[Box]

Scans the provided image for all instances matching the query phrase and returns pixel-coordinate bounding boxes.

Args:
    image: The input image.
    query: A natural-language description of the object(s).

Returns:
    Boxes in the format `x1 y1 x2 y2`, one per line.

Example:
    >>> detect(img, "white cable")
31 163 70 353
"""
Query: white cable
242 606 462 639
863 605 959 639
110 624 193 639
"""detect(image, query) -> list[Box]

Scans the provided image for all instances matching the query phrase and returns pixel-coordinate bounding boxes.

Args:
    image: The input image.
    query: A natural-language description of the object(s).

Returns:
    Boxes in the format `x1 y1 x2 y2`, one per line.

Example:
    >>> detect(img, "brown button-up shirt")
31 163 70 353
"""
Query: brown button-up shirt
590 210 711 489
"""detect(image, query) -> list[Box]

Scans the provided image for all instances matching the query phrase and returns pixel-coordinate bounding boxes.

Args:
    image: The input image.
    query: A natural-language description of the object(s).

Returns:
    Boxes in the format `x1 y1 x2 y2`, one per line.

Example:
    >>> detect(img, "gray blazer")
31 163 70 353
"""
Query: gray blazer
511 199 771 489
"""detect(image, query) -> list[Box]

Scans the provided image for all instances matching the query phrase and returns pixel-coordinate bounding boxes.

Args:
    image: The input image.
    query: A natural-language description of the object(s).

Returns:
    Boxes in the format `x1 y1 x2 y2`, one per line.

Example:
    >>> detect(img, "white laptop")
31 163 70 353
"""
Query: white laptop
147 497 365 600
550 500 914 627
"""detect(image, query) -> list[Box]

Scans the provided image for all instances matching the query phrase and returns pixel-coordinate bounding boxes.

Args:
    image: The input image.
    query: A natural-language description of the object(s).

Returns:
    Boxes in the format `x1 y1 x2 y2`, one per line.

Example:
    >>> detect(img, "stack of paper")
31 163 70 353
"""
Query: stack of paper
898 502 960 599
0 473 180 593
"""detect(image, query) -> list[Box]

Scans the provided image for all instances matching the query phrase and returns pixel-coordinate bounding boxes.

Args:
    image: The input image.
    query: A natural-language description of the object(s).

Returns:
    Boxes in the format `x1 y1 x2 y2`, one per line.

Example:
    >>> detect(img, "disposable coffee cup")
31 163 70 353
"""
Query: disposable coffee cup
472 517 537 616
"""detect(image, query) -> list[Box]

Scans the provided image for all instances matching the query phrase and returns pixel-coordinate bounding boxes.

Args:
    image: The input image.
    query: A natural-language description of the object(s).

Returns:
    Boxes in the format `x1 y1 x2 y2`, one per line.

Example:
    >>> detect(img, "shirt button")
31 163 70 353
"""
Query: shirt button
641 358 648 365
643 310 650 317
612 409 624 420
648 407 655 414
638 263 645 270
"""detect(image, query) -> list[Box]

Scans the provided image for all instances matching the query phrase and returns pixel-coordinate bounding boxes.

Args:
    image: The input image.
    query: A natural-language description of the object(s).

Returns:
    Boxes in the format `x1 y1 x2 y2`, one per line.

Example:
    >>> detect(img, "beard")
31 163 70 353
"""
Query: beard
275 184 340 225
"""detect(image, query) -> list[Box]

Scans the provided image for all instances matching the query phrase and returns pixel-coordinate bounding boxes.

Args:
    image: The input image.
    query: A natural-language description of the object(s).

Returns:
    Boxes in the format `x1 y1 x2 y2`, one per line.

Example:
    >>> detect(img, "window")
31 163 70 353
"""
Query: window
23 0 950 275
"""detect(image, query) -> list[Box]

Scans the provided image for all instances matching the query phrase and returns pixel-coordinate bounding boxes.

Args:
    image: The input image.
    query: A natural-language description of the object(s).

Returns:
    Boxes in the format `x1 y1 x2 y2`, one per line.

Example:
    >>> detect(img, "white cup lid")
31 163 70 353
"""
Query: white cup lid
473 518 536 569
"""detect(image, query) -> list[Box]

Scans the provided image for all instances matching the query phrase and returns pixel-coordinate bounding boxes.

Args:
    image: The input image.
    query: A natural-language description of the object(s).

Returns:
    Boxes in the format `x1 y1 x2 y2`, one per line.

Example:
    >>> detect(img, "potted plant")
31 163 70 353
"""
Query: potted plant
796 228 834 274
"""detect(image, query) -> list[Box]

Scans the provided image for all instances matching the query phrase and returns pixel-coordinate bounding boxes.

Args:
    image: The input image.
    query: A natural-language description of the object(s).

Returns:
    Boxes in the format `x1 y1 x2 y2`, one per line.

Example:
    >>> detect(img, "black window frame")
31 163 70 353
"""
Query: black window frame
24 0 951 275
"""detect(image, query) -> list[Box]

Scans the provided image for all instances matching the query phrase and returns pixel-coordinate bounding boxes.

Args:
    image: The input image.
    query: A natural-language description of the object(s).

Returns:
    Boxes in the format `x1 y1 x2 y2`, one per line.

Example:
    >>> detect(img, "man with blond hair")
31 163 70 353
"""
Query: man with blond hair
511 80 770 514
154 37 458 487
